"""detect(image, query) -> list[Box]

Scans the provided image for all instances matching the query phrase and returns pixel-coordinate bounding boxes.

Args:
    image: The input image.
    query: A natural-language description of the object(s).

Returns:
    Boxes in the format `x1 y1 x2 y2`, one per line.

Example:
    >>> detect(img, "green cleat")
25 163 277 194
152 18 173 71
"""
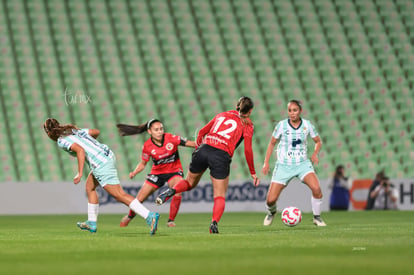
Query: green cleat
77 220 97 233
146 212 160 235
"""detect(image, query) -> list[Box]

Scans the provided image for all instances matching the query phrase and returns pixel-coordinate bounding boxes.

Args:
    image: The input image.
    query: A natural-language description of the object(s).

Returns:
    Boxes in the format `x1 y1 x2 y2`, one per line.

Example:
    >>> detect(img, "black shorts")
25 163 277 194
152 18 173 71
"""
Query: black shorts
189 144 232 179
145 171 184 189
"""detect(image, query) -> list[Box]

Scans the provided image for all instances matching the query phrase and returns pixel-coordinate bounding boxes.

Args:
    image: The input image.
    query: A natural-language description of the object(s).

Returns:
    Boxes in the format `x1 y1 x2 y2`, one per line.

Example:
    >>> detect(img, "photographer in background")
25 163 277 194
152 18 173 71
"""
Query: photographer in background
369 176 399 210
329 165 350 210
365 171 385 210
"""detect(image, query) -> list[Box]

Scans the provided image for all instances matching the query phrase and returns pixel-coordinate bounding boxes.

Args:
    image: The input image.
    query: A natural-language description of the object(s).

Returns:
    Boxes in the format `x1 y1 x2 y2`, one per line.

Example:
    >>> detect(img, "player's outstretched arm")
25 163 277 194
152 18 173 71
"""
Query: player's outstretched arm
70 143 85 184
185 140 196 148
88 129 100 139
262 136 278 175
130 160 148 179
311 136 322 165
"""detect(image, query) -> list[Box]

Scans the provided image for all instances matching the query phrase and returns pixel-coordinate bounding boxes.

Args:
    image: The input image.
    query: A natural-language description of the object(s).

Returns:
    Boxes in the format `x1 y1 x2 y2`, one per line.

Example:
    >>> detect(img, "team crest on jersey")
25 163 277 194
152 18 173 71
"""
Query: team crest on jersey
165 143 174 151
303 127 307 134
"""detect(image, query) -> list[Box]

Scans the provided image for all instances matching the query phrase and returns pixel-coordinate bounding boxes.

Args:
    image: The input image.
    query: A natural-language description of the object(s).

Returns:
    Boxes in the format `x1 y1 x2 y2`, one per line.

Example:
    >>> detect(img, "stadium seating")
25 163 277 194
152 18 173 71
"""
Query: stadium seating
0 0 413 182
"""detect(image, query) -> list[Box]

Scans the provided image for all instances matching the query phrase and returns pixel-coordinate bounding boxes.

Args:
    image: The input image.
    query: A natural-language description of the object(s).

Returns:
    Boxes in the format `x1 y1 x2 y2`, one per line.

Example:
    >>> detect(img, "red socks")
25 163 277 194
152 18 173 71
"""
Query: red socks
173 179 192 193
169 195 182 221
212 196 225 223
127 209 136 219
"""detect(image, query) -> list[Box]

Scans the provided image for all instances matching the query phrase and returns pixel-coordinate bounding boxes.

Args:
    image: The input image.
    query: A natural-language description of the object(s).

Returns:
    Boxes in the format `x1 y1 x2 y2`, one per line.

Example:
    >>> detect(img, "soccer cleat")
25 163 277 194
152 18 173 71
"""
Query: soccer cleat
263 212 276 226
77 220 97 233
167 221 176 227
155 188 176 205
120 215 132 227
209 221 219 234
313 216 327 227
146 212 160 235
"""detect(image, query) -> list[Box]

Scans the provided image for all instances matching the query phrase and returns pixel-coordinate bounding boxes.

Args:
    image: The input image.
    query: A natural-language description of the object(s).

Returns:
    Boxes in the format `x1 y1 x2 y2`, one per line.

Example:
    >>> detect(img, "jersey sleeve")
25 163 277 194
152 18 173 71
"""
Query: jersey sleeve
196 117 215 146
308 121 319 138
272 121 283 139
179 136 188 146
243 124 256 175
57 137 73 152
170 133 188 146
141 144 150 162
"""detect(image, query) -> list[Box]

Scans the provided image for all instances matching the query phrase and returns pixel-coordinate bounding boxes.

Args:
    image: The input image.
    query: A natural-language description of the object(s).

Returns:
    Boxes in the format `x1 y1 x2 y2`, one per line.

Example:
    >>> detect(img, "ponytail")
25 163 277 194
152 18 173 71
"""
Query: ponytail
236 96 254 115
43 118 78 141
117 119 161 136
236 96 254 125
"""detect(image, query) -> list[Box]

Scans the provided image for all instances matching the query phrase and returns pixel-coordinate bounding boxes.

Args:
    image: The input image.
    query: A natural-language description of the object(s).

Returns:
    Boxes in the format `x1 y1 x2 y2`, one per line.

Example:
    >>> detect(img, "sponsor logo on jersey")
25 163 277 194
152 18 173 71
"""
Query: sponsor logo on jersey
153 152 178 165
281 150 307 159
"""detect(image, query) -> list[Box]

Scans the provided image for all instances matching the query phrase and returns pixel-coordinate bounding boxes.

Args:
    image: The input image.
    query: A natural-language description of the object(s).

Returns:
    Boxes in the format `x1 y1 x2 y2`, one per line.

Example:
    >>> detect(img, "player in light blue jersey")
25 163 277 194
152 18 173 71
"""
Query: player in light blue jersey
262 100 326 226
43 118 160 234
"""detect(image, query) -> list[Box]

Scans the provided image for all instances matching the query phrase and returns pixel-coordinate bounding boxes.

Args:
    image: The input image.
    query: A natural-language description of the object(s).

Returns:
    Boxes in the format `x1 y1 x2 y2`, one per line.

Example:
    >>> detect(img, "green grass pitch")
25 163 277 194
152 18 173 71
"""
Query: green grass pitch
0 211 412 275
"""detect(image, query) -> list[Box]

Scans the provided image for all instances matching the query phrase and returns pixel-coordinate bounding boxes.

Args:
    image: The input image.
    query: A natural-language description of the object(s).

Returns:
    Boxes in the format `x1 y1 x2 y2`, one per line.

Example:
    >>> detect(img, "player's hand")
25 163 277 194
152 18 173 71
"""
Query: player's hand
73 173 82 184
311 154 319 165
252 174 260 187
261 163 270 175
129 172 136 179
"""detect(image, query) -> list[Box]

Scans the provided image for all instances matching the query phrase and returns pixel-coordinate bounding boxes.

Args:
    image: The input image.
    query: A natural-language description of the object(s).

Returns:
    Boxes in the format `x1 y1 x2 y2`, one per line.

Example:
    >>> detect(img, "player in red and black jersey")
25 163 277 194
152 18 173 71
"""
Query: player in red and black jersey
116 119 195 227
156 97 260 233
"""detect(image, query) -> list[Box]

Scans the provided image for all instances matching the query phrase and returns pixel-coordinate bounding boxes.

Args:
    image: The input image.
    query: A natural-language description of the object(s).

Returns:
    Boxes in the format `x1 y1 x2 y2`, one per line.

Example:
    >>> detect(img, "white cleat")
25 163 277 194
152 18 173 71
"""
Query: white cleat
263 212 276 226
313 216 327 227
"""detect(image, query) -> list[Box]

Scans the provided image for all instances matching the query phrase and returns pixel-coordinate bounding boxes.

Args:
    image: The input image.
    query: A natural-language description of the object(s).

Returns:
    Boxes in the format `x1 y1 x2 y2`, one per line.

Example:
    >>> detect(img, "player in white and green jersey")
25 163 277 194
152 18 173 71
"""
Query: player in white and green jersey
44 118 160 235
58 128 113 171
261 100 327 227
272 117 319 165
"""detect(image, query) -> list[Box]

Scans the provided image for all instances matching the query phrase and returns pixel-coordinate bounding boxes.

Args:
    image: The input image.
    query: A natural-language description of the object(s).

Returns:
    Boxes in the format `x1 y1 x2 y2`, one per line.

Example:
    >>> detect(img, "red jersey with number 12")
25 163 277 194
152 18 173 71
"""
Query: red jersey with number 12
196 110 256 175
141 133 186 174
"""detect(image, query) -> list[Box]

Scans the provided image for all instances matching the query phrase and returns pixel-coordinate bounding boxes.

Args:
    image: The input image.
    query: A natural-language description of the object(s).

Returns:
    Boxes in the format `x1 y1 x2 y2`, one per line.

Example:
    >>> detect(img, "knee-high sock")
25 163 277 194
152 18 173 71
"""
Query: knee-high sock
88 203 99 222
127 197 142 219
265 203 277 215
169 195 182 221
173 179 192 194
127 209 136 219
129 198 150 219
311 196 323 216
212 196 225 223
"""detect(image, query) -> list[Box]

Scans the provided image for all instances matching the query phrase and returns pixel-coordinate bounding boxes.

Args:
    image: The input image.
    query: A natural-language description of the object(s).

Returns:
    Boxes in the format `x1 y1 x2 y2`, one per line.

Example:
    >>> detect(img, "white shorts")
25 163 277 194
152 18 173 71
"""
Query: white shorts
271 160 315 185
92 155 120 187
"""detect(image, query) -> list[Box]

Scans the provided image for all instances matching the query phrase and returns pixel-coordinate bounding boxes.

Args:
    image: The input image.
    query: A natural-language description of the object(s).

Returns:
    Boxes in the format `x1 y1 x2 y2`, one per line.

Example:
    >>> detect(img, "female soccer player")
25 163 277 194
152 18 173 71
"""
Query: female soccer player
43 118 160 234
156 96 260 234
261 100 327 226
116 119 196 227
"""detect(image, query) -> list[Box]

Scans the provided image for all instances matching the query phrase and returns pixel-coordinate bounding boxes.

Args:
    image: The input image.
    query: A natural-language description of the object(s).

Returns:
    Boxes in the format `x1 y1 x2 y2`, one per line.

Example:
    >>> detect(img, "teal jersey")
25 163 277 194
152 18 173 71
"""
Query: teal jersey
57 129 112 170
272 118 319 165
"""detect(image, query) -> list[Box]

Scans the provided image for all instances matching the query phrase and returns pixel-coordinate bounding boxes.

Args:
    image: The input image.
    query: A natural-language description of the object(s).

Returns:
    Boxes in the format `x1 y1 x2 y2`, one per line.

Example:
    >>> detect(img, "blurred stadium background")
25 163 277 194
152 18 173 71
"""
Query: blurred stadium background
0 0 413 183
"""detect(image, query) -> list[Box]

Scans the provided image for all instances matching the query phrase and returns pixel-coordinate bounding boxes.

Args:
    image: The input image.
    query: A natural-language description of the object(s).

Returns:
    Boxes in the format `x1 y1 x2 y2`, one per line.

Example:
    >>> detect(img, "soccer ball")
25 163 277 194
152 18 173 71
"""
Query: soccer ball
281 206 302 227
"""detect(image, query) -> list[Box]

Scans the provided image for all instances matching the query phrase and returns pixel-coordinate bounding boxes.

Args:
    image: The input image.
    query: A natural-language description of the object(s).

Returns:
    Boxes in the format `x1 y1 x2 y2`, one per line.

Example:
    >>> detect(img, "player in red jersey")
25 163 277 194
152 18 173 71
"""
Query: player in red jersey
116 119 196 227
156 97 260 233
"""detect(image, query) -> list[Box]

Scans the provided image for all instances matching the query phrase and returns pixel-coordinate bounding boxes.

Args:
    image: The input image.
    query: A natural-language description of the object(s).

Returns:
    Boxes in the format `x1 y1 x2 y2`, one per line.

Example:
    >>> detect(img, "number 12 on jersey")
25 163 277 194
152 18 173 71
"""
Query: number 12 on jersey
212 117 237 139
